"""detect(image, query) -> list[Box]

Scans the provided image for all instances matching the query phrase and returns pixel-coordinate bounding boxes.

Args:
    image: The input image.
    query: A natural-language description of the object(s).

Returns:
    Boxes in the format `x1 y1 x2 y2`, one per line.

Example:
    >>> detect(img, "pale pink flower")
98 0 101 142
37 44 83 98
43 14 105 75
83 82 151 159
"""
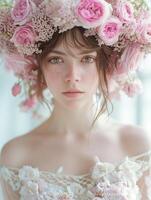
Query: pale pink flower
4 54 32 73
114 43 144 75
11 0 36 25
11 23 36 47
91 182 128 199
12 83 22 96
122 79 143 97
75 0 112 28
20 182 38 197
103 184 128 199
114 0 134 23
4 53 38 80
20 96 37 111
136 18 151 44
98 16 122 45
19 166 40 181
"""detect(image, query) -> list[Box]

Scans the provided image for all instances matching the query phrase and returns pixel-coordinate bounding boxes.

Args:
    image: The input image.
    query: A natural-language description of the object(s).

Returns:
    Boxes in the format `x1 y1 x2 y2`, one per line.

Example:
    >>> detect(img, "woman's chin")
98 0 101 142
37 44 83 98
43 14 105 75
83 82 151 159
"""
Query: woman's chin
61 98 89 110
54 93 93 110
63 101 86 110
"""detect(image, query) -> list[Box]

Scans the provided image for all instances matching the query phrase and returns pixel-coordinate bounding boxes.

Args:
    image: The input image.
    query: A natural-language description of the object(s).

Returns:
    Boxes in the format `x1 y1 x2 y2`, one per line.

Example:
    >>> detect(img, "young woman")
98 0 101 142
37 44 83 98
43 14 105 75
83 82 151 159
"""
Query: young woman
0 0 151 199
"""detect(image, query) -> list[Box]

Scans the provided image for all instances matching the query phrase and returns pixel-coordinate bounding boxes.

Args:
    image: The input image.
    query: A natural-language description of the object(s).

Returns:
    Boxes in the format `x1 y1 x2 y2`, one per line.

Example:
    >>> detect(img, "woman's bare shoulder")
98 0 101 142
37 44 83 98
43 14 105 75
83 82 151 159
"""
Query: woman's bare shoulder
117 122 151 156
0 127 41 168
0 136 25 168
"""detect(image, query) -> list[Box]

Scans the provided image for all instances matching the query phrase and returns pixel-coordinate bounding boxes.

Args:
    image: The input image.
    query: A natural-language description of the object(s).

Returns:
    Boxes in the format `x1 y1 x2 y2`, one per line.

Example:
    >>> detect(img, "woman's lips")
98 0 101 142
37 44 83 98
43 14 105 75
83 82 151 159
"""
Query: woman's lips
62 92 85 98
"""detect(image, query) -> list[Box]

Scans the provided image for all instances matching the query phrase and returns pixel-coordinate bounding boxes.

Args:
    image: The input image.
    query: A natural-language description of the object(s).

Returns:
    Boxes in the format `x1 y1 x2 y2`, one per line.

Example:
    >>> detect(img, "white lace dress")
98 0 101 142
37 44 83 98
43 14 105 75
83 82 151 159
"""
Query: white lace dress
0 150 151 200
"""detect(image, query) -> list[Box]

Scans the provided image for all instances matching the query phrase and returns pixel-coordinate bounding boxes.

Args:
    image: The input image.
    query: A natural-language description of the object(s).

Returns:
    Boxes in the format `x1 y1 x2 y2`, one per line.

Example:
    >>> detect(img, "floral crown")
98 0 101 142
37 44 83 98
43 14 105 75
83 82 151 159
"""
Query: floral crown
0 0 151 114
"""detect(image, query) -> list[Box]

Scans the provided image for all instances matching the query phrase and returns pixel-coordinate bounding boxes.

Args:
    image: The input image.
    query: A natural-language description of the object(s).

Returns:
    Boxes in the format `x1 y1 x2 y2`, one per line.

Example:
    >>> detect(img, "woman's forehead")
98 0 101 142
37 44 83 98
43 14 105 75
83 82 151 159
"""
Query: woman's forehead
49 43 97 57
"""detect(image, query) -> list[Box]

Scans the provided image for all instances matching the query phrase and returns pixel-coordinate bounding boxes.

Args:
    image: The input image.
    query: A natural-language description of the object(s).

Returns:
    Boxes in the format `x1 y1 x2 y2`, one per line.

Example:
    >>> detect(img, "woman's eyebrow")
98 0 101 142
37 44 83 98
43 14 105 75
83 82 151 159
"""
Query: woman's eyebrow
48 50 97 56
49 50 67 55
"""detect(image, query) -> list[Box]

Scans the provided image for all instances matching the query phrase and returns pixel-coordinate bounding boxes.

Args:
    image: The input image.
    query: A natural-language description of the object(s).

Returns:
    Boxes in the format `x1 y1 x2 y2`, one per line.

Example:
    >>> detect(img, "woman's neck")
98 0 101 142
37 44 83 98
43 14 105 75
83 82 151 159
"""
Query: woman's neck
44 99 108 141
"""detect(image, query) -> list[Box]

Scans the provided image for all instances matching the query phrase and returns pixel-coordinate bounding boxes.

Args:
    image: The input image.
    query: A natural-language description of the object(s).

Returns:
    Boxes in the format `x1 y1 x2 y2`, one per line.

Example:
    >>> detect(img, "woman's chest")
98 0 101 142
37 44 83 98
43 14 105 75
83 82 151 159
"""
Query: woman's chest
26 132 125 175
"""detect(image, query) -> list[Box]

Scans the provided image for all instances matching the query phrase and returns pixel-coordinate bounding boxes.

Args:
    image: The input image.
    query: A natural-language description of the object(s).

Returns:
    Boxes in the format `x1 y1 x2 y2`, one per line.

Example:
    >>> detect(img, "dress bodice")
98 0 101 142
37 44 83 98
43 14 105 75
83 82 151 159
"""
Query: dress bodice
1 150 151 200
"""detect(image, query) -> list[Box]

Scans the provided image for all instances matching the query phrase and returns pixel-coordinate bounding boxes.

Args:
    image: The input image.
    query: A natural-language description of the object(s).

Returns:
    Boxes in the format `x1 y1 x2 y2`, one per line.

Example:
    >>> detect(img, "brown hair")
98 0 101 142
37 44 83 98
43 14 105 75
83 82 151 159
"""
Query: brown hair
34 27 120 127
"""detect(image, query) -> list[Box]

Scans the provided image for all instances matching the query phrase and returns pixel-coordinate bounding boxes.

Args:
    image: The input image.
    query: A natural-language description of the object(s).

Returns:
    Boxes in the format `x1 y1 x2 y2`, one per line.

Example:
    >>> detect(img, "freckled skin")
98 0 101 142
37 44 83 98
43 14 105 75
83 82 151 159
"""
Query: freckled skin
42 43 99 110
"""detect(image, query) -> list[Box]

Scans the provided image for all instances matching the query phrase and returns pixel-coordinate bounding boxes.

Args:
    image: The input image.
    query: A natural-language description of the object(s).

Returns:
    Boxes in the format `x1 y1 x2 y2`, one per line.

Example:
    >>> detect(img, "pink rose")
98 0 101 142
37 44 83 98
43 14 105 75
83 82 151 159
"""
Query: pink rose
12 83 22 96
98 17 122 45
11 24 36 46
114 43 144 75
11 0 36 25
75 0 112 28
136 19 151 44
114 0 134 23
122 79 143 97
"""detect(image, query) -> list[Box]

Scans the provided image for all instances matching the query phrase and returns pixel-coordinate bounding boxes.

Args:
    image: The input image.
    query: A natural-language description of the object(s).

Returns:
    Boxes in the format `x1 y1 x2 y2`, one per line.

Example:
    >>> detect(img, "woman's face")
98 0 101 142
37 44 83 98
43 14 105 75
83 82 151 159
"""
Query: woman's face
41 41 99 109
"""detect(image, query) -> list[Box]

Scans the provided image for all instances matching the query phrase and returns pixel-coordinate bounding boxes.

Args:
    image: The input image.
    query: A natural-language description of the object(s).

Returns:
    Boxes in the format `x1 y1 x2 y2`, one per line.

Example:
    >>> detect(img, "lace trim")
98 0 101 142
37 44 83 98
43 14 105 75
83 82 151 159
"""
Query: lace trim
121 149 151 180
130 149 151 161
0 165 21 191
0 165 93 191
0 149 151 192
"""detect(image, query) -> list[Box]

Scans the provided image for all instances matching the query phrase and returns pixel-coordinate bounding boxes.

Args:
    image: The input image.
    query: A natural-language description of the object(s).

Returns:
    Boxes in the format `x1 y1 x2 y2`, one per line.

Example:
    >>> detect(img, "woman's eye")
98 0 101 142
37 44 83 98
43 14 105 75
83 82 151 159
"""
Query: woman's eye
82 56 96 63
48 57 63 64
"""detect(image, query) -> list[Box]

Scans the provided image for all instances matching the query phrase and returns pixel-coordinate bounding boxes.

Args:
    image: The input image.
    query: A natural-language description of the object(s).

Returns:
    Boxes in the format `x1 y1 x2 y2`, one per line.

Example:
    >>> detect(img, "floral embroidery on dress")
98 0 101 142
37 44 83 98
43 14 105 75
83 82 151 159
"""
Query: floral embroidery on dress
86 156 143 200
14 166 87 200
87 182 129 199
1 150 151 200
0 166 21 191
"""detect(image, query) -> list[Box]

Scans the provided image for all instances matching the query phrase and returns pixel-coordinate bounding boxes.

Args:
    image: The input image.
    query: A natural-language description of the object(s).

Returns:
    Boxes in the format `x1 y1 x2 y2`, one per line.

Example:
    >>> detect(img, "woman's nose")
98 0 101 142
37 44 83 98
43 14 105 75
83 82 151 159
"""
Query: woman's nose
64 65 81 83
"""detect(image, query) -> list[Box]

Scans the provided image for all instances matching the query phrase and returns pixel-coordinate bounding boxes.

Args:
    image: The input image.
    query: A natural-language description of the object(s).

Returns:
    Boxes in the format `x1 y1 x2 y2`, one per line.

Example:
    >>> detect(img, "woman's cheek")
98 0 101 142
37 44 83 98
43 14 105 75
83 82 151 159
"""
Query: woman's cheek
47 73 60 88
89 67 99 85
45 66 63 80
42 64 65 94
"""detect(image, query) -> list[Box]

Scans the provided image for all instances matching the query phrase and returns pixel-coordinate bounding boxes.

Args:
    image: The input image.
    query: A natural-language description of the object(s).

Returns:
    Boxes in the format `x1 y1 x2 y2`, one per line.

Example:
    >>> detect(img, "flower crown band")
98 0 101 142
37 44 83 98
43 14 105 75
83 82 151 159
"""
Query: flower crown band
0 0 151 114
0 0 151 56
